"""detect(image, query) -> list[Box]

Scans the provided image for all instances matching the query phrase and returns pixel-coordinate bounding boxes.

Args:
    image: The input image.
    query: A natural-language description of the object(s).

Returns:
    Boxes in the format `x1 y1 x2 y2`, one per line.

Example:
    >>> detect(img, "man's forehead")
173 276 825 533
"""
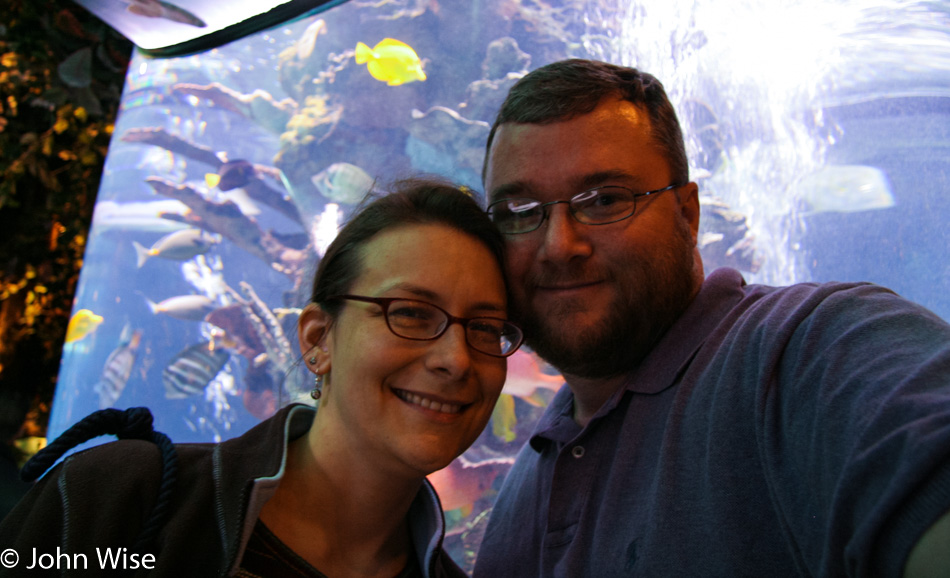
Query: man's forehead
485 106 661 202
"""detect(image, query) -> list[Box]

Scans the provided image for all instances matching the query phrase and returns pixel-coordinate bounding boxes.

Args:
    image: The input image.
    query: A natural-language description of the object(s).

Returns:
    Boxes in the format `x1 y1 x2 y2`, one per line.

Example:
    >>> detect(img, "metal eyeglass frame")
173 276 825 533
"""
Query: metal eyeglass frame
487 183 684 234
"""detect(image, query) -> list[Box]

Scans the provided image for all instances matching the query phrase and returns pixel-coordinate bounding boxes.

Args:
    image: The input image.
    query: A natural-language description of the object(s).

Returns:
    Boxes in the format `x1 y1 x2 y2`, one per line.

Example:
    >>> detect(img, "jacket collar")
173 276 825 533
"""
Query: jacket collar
213 404 447 577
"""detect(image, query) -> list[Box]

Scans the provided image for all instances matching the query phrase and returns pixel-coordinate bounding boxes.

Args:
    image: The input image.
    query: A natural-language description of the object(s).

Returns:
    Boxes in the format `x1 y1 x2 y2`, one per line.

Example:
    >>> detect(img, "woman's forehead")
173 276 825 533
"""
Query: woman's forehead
352 223 506 307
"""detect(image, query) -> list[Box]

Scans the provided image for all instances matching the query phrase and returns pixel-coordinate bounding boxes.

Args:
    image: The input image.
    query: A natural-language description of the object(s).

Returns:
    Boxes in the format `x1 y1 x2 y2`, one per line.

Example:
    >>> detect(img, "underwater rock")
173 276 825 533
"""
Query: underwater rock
145 177 306 279
351 0 435 21
206 304 266 360
408 105 490 173
173 83 298 135
461 73 524 124
482 37 530 81
698 195 762 273
281 94 343 147
121 127 222 167
682 99 724 175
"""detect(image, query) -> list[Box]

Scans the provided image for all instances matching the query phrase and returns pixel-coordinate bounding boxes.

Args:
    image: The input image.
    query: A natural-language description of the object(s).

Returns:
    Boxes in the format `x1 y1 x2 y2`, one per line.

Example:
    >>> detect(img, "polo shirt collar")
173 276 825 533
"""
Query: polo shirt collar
528 267 747 450
620 267 746 395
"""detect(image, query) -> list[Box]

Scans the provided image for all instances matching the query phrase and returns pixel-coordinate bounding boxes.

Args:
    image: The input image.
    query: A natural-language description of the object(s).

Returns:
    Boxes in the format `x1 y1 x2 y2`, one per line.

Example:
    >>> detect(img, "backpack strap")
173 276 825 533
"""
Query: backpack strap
21 407 179 555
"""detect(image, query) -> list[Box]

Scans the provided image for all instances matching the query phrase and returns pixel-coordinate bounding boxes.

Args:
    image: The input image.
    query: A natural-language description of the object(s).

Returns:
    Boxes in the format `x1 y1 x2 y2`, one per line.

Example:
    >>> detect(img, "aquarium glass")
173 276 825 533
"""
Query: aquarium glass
52 0 950 569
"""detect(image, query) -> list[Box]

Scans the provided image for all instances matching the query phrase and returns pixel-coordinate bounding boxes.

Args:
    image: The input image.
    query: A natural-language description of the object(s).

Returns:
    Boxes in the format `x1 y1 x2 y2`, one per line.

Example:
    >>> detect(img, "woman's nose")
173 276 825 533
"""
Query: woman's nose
425 323 473 379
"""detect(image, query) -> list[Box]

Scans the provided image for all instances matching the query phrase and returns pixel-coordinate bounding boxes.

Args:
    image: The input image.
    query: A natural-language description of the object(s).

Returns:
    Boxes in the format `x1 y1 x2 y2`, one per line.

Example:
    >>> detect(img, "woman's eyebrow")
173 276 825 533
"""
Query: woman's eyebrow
382 282 506 315
379 282 439 300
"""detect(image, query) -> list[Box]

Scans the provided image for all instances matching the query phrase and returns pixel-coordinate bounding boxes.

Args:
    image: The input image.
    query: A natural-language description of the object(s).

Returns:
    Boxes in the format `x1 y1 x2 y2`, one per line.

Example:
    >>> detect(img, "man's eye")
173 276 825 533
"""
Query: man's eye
593 193 622 206
493 199 540 219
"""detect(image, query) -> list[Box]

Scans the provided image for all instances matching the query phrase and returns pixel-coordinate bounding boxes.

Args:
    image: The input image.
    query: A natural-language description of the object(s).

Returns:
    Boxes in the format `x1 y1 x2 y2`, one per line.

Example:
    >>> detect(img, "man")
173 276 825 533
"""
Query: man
473 59 950 577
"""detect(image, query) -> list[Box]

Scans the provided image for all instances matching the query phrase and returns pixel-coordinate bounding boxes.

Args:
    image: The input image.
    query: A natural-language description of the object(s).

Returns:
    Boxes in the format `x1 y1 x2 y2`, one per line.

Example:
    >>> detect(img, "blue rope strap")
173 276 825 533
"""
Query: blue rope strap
21 407 179 555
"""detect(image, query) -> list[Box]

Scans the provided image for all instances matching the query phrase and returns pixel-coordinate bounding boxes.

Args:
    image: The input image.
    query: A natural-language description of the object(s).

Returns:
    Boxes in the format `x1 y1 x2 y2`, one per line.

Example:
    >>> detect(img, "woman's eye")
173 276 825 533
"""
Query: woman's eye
469 320 504 340
390 306 433 320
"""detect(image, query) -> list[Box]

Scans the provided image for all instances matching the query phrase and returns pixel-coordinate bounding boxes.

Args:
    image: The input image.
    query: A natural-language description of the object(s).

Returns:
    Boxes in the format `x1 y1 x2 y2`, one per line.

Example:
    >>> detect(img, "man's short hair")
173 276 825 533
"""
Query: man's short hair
483 59 689 187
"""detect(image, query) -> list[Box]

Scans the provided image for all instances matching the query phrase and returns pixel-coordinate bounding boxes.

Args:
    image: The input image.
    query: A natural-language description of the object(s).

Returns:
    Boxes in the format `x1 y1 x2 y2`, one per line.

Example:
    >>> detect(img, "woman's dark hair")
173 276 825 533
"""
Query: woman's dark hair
483 59 689 186
310 176 507 318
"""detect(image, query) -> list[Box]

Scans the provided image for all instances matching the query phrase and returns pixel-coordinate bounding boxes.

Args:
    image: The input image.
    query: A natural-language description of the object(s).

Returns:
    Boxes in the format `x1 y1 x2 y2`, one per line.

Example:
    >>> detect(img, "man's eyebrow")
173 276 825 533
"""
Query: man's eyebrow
489 182 529 202
490 170 648 202
577 170 646 190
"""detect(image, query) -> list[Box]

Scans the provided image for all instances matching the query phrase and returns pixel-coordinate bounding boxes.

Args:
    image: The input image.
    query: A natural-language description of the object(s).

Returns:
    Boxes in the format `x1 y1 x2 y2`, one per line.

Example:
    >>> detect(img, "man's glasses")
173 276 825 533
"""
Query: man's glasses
487 184 683 234
329 295 524 357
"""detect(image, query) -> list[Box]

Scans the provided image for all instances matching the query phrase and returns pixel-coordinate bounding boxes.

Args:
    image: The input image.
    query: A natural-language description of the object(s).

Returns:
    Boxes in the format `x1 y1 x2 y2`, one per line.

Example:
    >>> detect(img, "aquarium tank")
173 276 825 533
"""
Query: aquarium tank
52 0 950 569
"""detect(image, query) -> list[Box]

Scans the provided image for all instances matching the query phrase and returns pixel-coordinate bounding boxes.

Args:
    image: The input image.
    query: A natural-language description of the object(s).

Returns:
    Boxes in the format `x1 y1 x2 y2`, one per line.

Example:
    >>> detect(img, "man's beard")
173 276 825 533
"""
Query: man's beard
515 217 697 379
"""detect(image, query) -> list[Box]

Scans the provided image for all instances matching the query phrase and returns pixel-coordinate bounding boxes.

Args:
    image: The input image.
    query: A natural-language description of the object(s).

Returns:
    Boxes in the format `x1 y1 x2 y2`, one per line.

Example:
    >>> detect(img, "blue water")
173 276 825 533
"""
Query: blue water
51 0 950 569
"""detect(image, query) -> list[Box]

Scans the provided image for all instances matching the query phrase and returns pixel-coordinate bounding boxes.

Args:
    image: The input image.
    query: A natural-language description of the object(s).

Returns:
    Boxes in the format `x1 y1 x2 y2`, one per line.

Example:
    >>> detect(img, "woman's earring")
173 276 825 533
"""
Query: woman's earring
310 373 324 401
308 356 317 365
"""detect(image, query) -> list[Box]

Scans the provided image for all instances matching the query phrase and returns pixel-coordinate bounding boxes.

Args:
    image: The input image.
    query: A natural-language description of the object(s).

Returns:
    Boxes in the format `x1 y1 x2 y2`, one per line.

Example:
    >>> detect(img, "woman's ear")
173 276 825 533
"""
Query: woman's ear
298 303 332 374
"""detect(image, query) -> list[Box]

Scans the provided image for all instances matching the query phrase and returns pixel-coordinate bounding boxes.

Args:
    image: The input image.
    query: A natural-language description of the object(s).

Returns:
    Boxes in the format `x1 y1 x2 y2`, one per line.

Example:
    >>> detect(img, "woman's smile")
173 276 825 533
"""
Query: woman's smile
393 387 468 415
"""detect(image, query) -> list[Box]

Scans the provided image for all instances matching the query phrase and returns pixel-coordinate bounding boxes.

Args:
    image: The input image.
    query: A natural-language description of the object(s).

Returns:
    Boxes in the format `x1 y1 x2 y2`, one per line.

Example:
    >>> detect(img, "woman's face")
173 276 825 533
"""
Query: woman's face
308 223 508 477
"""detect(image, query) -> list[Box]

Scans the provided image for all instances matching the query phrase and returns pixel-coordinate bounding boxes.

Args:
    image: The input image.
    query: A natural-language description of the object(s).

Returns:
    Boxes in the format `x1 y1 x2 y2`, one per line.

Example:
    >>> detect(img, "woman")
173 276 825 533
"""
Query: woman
1 178 523 577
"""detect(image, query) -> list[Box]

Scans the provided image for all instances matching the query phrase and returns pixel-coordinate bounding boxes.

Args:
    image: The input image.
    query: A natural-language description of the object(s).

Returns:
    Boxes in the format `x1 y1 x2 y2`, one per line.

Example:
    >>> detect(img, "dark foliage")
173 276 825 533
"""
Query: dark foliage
0 0 132 439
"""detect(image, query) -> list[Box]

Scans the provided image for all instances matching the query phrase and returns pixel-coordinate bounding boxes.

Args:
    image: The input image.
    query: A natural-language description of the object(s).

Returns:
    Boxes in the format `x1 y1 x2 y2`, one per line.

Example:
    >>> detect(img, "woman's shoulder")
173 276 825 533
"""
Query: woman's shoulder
49 437 213 495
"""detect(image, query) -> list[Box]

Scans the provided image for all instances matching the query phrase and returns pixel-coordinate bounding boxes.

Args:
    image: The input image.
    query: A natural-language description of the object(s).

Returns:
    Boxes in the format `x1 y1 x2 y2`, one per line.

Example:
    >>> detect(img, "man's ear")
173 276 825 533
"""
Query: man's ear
298 303 332 374
679 181 701 243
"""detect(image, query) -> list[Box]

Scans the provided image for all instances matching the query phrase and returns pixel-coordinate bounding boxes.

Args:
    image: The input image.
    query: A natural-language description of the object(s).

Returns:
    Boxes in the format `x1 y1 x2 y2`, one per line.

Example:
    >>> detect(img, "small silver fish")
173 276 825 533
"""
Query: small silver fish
93 200 192 233
163 341 230 399
310 162 376 205
125 0 207 28
93 329 143 409
58 48 92 89
798 165 896 215
142 294 217 321
133 228 219 267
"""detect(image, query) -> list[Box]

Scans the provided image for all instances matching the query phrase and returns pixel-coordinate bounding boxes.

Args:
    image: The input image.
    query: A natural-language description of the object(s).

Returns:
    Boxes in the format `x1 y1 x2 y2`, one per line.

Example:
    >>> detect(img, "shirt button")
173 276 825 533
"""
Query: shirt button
571 445 585 458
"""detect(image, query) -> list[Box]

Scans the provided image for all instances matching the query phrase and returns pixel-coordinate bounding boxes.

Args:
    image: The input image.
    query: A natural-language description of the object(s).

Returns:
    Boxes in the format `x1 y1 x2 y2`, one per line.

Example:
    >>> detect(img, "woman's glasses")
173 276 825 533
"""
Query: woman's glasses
329 295 524 357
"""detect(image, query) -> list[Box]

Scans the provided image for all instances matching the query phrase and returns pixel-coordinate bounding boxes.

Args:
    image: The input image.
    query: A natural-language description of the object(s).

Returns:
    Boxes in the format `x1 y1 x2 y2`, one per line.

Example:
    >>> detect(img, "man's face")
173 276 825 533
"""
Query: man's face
484 97 703 378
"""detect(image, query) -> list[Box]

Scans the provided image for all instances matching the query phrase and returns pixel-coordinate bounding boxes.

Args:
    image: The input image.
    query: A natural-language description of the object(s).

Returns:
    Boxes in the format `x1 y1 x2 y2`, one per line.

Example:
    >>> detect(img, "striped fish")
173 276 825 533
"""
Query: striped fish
94 329 143 409
163 341 230 399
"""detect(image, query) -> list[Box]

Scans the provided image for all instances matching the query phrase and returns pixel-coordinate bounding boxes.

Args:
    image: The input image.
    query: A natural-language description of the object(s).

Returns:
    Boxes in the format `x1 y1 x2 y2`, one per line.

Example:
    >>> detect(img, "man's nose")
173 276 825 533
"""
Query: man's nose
539 204 593 263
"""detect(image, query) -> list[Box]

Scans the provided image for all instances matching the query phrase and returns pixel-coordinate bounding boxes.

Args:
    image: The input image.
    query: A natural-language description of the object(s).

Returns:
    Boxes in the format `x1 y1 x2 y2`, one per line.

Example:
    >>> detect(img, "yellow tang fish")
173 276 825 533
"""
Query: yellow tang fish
355 38 426 86
65 308 104 343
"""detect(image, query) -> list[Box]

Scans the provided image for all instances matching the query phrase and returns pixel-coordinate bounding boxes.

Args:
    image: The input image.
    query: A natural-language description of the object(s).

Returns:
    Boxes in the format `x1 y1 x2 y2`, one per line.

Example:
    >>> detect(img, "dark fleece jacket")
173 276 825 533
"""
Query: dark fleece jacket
0 404 463 577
